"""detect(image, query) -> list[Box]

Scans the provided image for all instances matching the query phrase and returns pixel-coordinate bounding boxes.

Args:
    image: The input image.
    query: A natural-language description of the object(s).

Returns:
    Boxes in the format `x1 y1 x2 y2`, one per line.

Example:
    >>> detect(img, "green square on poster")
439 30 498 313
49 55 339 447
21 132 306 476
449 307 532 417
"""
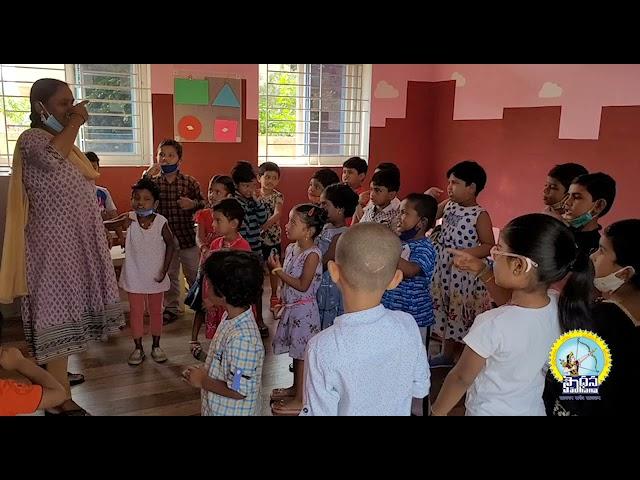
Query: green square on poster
174 78 209 105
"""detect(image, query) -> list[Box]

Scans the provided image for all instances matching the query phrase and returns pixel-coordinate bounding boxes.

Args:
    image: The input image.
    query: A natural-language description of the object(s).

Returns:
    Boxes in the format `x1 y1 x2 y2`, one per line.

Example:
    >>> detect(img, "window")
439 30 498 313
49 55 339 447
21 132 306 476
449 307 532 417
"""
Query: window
0 64 152 172
259 64 371 167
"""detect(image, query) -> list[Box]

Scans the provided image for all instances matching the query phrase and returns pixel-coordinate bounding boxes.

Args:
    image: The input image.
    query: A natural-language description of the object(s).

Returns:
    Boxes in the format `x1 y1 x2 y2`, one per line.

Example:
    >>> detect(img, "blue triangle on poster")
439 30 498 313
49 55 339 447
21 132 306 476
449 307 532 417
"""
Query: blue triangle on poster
213 84 240 108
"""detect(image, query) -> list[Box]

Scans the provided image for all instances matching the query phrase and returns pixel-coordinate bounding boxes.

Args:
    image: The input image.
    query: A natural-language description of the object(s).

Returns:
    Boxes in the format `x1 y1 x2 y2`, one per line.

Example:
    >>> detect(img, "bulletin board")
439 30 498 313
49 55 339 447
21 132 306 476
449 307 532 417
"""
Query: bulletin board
173 76 242 143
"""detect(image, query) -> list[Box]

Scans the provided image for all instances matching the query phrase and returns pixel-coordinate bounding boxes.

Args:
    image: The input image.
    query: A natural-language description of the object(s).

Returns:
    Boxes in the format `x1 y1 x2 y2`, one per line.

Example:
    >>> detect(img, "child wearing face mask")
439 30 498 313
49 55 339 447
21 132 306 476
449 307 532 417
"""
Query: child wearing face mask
105 179 175 366
563 172 617 260
143 139 205 325
543 219 640 417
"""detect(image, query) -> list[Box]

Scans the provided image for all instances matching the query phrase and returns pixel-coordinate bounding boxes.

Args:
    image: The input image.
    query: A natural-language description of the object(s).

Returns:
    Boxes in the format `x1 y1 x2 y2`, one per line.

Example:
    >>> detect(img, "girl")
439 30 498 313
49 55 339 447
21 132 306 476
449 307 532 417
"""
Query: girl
431 214 592 416
317 183 359 329
268 204 326 415
106 178 175 365
545 218 640 416
188 175 235 359
425 160 495 367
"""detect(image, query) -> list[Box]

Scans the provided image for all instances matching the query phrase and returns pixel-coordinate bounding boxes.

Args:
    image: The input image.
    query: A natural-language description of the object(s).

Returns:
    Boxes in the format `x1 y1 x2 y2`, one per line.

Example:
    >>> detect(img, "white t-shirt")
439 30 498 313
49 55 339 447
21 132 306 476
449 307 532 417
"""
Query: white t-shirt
463 291 561 416
300 304 430 416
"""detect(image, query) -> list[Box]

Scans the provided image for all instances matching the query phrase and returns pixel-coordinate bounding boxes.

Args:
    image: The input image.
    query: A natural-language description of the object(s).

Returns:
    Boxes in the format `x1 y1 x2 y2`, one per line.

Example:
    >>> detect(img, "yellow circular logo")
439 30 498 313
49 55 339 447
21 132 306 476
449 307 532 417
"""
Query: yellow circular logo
549 329 612 384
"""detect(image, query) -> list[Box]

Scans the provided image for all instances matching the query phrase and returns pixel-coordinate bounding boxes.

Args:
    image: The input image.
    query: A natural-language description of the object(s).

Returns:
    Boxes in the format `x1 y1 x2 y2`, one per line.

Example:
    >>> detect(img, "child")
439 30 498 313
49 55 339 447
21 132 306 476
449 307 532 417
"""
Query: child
188 178 237 359
563 172 616 259
308 168 340 205
545 219 640 416
300 223 430 416
426 160 495 368
182 250 265 416
257 162 285 311
341 156 368 194
231 161 269 337
87 151 118 221
105 178 175 365
359 169 401 232
353 162 401 224
382 193 438 343
198 199 252 356
143 139 205 325
431 214 591 416
1 346 67 416
195 175 235 255
317 183 359 329
543 163 588 220
267 204 326 415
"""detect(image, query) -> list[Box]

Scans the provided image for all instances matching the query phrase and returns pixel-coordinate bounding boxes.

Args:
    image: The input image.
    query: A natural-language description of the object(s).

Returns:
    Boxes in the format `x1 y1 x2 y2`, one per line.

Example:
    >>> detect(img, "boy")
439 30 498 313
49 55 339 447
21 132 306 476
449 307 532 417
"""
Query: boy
543 163 589 220
359 169 401 232
183 250 265 416
144 139 205 324
301 223 429 416
231 161 269 336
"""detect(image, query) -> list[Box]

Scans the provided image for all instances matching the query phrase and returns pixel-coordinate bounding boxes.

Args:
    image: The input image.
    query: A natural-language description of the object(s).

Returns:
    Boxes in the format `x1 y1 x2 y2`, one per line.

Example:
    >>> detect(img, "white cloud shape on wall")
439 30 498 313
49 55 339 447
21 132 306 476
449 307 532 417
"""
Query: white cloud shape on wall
374 80 399 99
539 82 563 98
451 72 466 87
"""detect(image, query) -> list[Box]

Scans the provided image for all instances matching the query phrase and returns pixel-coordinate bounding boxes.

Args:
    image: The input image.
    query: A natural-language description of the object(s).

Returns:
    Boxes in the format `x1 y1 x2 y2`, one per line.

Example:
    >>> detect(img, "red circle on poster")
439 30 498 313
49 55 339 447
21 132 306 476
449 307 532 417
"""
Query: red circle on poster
178 115 202 140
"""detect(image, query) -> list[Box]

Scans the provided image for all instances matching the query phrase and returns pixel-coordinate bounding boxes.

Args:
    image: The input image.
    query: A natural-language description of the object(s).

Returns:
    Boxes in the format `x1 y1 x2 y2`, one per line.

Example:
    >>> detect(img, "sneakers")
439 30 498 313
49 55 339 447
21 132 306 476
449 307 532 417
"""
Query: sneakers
128 348 145 366
151 346 168 363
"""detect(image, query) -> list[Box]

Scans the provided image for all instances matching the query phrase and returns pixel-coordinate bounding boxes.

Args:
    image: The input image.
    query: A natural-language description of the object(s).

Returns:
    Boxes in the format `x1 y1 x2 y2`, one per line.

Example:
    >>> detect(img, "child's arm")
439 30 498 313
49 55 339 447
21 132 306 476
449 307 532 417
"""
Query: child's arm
461 211 494 259
322 233 342 268
177 178 206 211
301 342 339 416
397 258 421 279
195 217 211 255
260 197 283 233
254 198 270 226
156 223 176 282
431 346 486 416
448 249 512 306
0 347 67 410
269 251 320 293
182 366 245 399
103 212 132 231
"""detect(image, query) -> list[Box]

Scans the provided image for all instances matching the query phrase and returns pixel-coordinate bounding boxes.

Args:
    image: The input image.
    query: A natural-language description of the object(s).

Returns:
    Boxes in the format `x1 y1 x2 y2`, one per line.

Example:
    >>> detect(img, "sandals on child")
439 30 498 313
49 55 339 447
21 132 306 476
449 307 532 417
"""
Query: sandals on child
189 341 207 362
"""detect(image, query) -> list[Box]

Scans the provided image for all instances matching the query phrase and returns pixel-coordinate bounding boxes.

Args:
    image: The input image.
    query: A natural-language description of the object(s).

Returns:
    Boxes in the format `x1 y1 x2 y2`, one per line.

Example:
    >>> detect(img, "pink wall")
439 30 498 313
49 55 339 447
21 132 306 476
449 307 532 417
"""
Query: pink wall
150 64 259 119
372 64 640 139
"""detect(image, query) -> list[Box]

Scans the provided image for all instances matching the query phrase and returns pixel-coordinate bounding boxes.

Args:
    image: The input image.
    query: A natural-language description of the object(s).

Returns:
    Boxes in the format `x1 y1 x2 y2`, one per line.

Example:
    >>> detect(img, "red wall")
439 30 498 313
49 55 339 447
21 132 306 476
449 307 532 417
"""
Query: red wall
101 78 638 233
374 80 638 228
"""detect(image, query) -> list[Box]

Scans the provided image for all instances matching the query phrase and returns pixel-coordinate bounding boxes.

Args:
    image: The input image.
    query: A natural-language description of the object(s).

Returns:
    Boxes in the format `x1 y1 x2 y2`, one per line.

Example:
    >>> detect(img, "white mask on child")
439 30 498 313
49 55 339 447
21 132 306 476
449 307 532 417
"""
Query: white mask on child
593 267 635 294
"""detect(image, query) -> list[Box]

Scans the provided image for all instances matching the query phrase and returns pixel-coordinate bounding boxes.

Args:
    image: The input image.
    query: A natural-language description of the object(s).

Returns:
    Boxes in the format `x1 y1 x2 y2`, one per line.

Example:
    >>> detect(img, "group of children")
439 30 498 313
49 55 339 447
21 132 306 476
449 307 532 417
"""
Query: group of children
4 133 637 417
89 143 640 416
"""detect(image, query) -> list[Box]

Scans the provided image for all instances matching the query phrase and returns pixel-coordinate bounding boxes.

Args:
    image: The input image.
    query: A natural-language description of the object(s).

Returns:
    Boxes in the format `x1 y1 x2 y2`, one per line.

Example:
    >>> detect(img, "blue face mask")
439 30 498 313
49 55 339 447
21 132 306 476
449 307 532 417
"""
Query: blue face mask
135 208 155 217
569 210 594 229
399 220 423 242
40 103 64 133
161 163 179 175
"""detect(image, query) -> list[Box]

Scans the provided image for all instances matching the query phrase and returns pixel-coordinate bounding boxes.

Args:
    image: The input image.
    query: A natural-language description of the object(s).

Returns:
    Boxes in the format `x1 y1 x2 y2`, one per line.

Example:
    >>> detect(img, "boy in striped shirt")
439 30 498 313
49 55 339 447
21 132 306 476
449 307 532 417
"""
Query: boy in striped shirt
231 161 269 337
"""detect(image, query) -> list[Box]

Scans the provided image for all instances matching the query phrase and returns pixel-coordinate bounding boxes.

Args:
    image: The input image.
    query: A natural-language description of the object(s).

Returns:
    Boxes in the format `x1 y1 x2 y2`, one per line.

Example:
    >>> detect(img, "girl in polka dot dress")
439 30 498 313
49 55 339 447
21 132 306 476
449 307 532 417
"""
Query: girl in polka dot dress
426 161 495 367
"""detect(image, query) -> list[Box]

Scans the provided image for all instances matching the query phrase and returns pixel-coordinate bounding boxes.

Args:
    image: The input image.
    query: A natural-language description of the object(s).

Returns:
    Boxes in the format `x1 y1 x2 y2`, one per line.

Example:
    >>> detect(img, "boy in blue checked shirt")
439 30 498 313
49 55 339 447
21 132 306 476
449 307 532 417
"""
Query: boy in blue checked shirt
182 250 265 416
231 161 269 337
382 193 437 415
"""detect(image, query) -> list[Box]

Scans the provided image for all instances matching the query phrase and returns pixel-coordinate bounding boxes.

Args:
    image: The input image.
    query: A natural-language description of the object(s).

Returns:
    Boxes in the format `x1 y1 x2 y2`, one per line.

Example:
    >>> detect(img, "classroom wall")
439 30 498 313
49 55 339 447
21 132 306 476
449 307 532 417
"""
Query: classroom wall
102 64 640 230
